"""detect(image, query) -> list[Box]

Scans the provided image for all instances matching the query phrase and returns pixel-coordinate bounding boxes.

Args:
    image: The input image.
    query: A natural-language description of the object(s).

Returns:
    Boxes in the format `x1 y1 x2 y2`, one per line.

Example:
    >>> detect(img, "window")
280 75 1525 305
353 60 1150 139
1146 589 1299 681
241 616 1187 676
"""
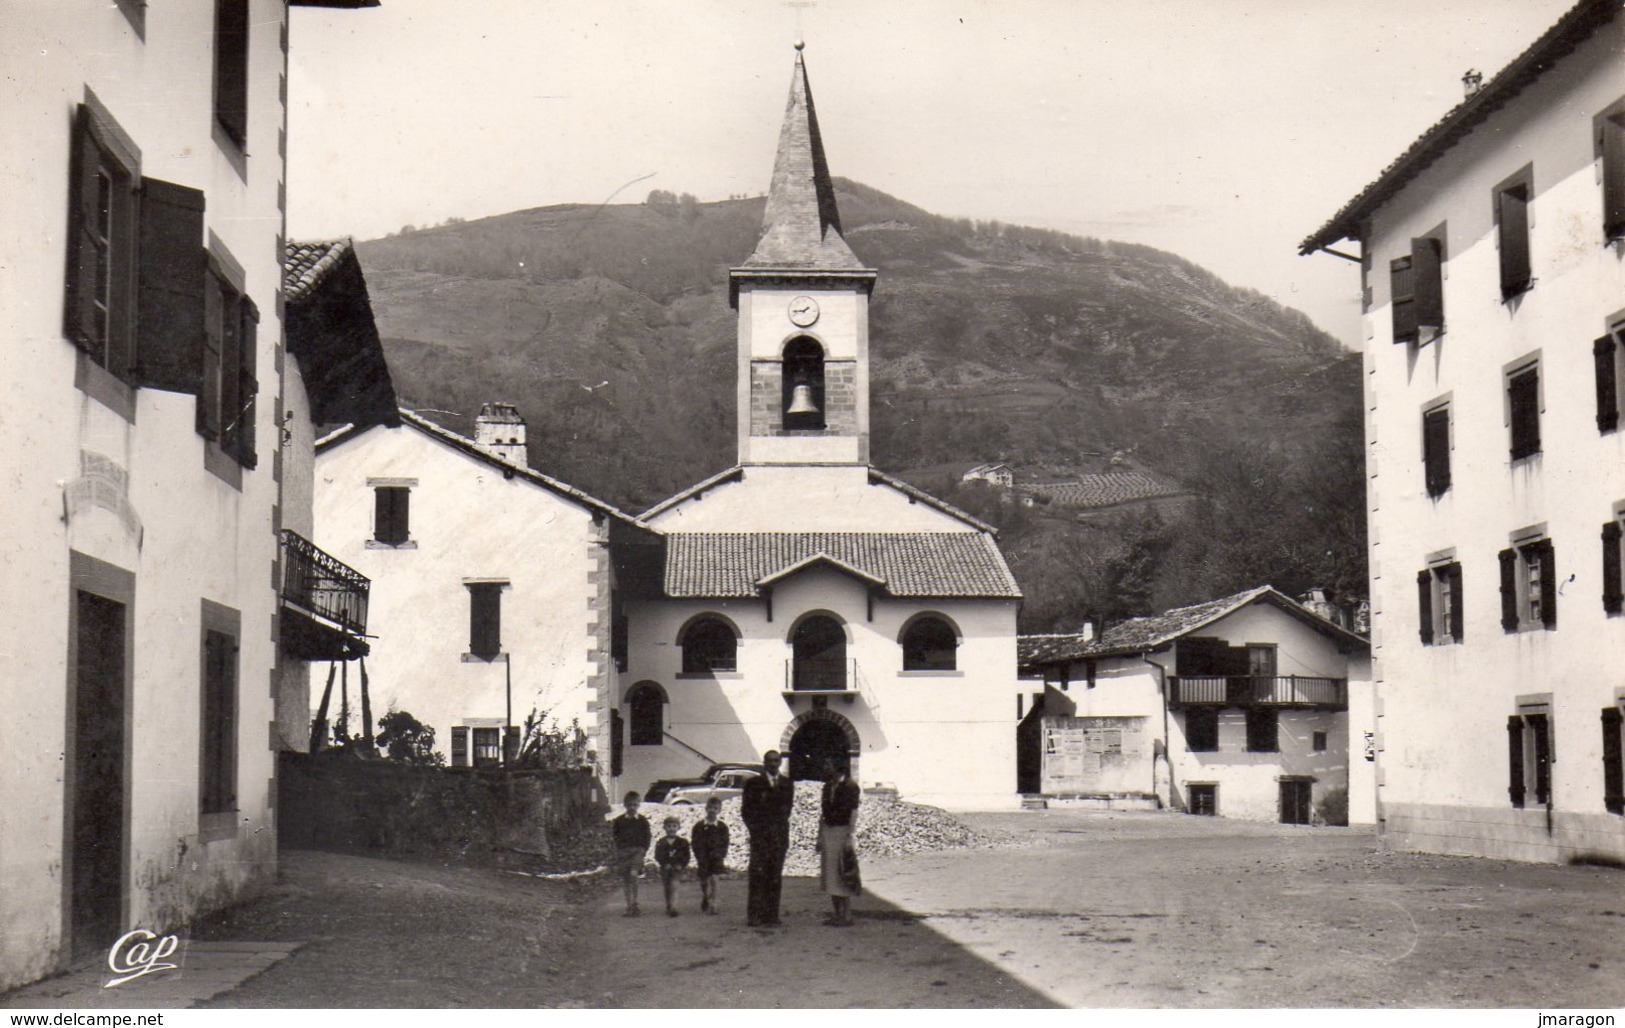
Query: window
1508 362 1541 460
626 683 666 746
200 628 237 815
1599 107 1625 243
1187 783 1217 816
1604 515 1624 616
1312 731 1328 753
213 0 249 150
1185 707 1219 752
1422 404 1451 497
1245 707 1279 753
374 486 411 545
472 727 502 769
198 256 258 468
1499 537 1556 632
1417 561 1464 645
451 726 468 767
1603 706 1624 815
1597 331 1622 434
466 582 505 659
1494 169 1533 300
900 614 958 671
781 337 826 431
1390 235 1443 344
680 616 737 673
791 614 847 691
1506 705 1552 808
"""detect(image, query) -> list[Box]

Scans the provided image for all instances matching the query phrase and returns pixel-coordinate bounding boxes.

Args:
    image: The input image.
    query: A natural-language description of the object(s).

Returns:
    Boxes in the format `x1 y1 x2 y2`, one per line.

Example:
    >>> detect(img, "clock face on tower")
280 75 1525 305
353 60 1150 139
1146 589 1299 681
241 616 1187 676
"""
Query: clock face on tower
787 295 820 327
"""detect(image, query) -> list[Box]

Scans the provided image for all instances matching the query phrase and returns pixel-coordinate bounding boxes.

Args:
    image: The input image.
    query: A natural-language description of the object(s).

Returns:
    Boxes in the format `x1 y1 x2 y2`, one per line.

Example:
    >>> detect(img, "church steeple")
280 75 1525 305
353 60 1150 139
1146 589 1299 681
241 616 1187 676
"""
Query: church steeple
731 45 875 468
740 43 868 273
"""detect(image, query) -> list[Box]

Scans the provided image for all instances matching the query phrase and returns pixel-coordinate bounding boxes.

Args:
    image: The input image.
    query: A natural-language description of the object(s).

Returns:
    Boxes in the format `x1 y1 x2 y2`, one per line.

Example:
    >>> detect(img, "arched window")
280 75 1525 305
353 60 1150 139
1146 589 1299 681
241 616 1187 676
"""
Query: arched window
901 614 958 671
680 615 738 673
791 614 847 691
781 337 826 431
626 682 667 746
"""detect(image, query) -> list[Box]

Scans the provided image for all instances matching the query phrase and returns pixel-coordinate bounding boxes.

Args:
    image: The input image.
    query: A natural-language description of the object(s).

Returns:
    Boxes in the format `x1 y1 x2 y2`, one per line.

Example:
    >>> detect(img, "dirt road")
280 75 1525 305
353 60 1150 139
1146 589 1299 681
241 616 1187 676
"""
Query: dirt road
183 809 1625 1008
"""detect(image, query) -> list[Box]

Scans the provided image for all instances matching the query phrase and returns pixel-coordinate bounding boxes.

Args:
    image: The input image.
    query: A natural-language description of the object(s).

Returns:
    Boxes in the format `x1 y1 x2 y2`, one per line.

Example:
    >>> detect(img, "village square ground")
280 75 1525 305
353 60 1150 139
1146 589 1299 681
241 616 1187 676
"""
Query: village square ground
6 809 1622 1011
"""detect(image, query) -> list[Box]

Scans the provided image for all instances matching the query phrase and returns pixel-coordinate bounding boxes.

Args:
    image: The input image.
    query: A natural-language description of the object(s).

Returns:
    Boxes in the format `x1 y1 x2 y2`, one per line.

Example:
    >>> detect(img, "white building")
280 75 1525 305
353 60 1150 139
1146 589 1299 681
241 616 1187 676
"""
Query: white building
0 0 378 991
617 47 1023 809
1301 0 1625 861
311 405 653 768
1020 587 1374 825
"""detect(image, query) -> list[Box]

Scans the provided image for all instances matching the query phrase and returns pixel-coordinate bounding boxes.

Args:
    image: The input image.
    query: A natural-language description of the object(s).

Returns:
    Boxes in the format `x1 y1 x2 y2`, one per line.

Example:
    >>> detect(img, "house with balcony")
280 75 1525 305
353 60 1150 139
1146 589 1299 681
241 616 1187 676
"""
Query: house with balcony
1019 587 1373 824
617 47 1023 810
0 0 377 992
1300 0 1625 861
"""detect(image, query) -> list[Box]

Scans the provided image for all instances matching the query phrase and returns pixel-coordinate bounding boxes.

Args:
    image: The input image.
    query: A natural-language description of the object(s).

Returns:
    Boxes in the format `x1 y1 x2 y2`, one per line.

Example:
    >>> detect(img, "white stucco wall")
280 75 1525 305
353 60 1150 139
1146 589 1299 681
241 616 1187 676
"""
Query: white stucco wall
1360 25 1625 861
621 565 1020 809
0 0 289 990
311 423 607 763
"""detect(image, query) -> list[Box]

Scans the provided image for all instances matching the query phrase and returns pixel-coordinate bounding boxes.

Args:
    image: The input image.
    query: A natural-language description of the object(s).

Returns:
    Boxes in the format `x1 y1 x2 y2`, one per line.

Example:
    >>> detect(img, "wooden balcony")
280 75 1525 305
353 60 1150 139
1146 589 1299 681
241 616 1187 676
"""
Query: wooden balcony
1169 674 1346 710
279 529 370 659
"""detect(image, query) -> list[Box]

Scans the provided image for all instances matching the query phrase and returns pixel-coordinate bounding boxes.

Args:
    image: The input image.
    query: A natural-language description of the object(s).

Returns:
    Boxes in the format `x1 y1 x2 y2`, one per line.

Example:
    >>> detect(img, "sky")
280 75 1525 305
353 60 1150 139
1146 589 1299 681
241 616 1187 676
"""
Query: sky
286 0 1576 348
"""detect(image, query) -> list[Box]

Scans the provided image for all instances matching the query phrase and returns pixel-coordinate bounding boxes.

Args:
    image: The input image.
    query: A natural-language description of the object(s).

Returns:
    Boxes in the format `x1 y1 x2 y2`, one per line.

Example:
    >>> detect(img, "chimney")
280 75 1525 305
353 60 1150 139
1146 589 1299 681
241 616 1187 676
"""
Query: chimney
474 403 527 466
1462 69 1483 99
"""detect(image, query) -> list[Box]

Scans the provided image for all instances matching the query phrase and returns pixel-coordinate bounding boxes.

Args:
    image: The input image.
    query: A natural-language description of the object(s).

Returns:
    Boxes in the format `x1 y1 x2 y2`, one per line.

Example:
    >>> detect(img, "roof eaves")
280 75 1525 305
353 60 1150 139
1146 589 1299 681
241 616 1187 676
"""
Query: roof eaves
638 466 748 523
1300 0 1619 254
756 552 887 590
865 467 998 534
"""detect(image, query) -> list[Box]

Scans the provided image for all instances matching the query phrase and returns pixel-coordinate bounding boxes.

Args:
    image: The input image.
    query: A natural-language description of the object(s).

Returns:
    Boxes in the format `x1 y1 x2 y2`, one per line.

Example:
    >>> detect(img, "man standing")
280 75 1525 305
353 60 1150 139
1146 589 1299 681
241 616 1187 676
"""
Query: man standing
741 749 795 926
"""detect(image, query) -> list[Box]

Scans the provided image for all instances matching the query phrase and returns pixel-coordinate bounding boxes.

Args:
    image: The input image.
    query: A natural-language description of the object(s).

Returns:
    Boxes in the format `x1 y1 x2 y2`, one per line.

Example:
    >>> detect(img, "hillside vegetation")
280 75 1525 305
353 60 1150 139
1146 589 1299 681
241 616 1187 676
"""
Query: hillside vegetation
354 181 1365 631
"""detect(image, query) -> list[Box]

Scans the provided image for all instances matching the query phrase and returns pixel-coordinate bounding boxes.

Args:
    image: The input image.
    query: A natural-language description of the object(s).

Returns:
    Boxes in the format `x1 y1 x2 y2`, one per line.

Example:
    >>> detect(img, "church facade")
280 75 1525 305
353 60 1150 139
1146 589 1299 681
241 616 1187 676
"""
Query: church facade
616 47 1023 809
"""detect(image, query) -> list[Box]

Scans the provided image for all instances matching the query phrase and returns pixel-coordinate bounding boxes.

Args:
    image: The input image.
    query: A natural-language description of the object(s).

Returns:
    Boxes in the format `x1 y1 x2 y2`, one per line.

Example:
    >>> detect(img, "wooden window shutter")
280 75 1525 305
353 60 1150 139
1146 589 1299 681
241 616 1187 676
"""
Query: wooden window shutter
1447 564 1465 641
1416 569 1435 645
1412 236 1443 335
469 584 502 659
1603 521 1623 615
1507 716 1526 807
198 277 223 439
63 106 102 356
450 725 469 768
213 0 250 148
1499 548 1519 632
1604 115 1625 242
234 296 258 467
503 725 520 766
374 487 410 545
1603 707 1624 815
133 178 206 392
1596 336 1619 433
1389 255 1416 343
218 289 242 455
610 709 624 777
1497 185 1531 299
1536 541 1558 629
1423 407 1450 496
1509 368 1540 459
1528 713 1551 805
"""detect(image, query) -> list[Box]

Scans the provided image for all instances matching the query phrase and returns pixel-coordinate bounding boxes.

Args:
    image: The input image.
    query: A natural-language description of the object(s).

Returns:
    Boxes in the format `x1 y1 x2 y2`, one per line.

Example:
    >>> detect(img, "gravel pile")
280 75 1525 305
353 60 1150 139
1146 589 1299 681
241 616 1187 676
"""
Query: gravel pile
638 781 1012 877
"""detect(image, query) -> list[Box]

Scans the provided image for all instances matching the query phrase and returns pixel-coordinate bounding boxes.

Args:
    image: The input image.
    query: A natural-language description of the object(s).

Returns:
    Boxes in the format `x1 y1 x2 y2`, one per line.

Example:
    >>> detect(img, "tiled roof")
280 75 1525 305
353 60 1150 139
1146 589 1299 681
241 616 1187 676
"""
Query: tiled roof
1019 586 1368 667
736 49 871 274
284 239 353 303
1025 471 1184 510
664 532 1022 599
1300 0 1619 254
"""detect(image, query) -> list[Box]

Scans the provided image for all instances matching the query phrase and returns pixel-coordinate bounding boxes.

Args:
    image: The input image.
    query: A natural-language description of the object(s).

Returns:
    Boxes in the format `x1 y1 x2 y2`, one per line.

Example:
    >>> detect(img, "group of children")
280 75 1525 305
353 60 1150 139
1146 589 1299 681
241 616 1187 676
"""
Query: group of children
610 791 730 917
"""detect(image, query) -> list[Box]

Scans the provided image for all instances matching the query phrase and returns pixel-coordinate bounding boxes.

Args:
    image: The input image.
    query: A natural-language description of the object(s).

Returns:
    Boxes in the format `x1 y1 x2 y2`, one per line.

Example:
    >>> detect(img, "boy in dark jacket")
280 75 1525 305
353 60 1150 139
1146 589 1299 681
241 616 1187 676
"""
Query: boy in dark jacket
690 796 730 914
653 815 692 917
610 791 651 916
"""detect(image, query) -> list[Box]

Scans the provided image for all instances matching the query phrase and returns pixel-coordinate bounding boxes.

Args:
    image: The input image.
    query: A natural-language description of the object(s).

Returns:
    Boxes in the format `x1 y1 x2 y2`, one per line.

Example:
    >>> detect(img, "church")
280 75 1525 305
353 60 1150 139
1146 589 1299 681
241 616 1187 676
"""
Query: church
614 46 1023 809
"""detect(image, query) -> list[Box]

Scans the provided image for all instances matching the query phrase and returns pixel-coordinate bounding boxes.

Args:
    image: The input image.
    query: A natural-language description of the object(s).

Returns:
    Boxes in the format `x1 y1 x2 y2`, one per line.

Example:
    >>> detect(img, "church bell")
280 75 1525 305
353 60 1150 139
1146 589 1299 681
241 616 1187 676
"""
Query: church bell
786 382 820 415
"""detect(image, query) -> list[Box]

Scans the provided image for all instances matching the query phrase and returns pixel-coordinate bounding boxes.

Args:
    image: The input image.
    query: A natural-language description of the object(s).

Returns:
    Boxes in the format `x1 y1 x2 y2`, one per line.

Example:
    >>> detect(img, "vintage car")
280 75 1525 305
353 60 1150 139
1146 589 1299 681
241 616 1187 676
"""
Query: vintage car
664 767 762 806
643 762 764 804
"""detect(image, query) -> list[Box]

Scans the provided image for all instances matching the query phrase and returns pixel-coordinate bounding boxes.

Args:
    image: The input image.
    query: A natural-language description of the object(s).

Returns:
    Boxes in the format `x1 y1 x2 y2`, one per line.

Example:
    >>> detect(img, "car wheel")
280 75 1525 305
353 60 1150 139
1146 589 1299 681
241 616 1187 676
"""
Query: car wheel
670 799 692 806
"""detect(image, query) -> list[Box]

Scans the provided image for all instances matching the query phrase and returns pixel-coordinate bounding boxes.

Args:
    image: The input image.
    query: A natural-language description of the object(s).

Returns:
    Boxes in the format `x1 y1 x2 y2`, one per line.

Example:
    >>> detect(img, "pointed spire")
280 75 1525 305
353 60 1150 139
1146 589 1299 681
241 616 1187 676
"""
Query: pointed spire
740 45 868 271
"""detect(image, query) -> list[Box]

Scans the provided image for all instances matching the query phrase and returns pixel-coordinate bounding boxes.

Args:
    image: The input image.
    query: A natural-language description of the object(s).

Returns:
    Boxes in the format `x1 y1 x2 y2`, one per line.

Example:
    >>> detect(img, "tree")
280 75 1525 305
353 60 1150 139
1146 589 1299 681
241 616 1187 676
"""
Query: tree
513 708 590 770
375 709 444 766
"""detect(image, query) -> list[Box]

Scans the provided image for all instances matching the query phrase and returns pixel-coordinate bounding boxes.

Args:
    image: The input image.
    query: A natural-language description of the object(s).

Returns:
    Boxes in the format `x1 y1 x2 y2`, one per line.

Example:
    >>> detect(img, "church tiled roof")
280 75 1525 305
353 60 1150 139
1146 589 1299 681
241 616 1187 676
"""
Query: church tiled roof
736 47 871 274
664 532 1022 599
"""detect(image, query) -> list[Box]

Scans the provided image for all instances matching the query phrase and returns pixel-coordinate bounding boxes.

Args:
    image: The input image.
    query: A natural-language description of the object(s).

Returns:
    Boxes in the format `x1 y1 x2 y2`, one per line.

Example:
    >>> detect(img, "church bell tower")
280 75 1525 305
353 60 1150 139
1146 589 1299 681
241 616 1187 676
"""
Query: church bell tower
730 44 876 467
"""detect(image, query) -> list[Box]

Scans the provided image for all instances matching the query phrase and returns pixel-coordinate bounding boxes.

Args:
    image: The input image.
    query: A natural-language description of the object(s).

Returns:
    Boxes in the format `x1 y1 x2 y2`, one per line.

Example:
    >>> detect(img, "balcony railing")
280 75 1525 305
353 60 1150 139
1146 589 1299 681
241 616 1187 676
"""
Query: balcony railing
1169 674 1346 709
783 657 860 696
280 529 369 633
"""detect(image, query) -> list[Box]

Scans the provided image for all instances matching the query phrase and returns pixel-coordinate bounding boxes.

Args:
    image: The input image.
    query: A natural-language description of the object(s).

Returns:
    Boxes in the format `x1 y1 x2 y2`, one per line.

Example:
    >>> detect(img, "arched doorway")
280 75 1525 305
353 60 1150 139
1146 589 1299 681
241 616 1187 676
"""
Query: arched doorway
782 708 860 782
791 613 846 691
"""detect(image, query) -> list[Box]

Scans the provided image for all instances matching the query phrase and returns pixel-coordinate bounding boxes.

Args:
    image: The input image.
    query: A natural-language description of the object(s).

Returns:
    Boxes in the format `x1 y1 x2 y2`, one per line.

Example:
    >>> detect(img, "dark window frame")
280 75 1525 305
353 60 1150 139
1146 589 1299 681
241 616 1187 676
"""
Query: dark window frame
1507 362 1541 461
1598 329 1623 434
213 0 250 151
1418 561 1464 646
471 727 502 769
1390 234 1444 345
1244 707 1279 754
1422 403 1452 497
199 605 240 819
900 613 959 672
466 581 505 660
65 99 141 381
680 615 738 673
1500 538 1557 633
1493 166 1534 301
626 683 666 746
1597 103 1625 244
374 486 411 546
198 248 258 469
781 336 827 431
1185 707 1220 752
1603 706 1624 816
1604 516 1624 616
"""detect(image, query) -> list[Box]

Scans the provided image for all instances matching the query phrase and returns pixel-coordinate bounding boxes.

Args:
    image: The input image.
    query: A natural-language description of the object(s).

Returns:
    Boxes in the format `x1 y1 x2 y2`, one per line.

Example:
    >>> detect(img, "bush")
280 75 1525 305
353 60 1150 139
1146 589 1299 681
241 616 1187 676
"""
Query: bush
1314 786 1348 827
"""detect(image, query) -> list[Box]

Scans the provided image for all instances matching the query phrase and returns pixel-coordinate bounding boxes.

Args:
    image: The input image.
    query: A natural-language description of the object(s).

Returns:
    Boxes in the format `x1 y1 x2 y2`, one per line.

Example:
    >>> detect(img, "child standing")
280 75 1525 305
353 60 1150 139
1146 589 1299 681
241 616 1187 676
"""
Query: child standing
653 815 691 917
610 791 651 916
690 796 730 915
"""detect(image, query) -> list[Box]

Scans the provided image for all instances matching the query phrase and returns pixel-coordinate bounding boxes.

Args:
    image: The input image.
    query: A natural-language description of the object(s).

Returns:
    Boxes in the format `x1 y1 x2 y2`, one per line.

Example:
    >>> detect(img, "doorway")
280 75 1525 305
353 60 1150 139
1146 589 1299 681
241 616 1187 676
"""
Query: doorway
787 717 852 782
71 589 126 956
1280 779 1312 825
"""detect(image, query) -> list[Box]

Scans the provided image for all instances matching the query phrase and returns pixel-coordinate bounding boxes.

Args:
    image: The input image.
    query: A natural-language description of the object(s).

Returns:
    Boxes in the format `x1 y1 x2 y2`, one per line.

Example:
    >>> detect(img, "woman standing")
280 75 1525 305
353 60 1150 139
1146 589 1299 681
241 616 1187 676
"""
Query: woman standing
818 757 861 926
